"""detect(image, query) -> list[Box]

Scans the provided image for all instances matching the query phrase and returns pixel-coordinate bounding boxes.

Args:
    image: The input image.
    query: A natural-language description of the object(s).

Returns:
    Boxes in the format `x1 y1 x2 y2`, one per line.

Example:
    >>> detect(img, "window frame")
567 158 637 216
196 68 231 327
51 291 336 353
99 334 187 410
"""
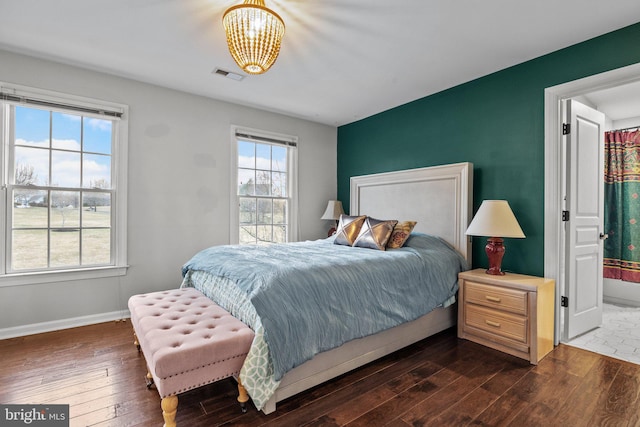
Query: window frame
230 125 298 245
0 83 128 287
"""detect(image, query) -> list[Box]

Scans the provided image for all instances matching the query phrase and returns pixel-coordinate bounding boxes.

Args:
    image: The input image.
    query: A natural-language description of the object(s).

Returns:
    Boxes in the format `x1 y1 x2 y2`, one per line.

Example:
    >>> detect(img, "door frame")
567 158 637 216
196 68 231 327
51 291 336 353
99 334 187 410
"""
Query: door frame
544 62 640 345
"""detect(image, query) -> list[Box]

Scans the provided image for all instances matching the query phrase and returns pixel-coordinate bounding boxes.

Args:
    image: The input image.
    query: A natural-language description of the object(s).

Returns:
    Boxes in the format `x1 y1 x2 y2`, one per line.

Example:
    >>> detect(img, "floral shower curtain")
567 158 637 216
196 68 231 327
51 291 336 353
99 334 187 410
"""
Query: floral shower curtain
603 129 640 283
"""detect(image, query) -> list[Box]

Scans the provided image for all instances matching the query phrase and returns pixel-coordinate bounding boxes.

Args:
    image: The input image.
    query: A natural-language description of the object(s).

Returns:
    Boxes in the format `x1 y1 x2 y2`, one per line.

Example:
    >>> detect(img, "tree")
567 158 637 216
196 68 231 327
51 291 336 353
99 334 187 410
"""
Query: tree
15 163 38 185
14 163 40 207
88 178 109 189
239 170 287 244
52 192 79 228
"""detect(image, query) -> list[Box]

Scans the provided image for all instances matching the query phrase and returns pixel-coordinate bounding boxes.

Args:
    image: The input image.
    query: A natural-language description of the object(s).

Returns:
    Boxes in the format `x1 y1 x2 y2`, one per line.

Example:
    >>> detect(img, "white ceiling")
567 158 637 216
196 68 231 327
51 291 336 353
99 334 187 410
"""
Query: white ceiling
1 0 640 126
583 81 640 122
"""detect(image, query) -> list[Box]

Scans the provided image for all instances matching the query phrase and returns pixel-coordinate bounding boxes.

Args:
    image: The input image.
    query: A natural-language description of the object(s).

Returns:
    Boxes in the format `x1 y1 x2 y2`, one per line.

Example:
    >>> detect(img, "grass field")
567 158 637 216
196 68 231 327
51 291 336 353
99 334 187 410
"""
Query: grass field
11 206 111 270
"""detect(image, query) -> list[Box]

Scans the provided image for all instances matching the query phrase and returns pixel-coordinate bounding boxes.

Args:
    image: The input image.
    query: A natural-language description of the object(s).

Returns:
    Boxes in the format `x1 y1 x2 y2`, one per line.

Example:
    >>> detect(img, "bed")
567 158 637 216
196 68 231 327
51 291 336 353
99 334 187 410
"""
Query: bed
181 162 473 414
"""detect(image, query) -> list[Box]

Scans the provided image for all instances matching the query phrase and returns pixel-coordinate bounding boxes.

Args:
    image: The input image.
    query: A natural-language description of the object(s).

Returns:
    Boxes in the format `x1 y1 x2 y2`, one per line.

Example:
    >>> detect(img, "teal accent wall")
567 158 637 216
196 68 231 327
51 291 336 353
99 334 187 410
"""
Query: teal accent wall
337 22 640 276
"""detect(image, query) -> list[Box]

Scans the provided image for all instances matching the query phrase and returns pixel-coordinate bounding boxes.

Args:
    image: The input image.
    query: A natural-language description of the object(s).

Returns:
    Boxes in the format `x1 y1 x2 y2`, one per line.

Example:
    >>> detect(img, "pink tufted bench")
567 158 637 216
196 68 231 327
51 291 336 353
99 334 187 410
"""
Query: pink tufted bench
128 288 255 427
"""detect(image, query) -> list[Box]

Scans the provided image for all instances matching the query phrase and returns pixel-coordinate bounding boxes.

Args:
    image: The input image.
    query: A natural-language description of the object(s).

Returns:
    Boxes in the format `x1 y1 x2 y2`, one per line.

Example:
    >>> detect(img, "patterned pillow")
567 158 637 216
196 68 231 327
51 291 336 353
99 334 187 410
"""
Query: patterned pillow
387 221 418 249
353 217 398 250
334 215 367 246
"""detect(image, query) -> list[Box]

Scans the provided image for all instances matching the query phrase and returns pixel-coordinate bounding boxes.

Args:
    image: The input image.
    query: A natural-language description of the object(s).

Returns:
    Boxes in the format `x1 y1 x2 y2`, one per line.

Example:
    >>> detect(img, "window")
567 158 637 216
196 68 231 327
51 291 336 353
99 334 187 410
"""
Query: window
0 83 128 284
232 128 298 244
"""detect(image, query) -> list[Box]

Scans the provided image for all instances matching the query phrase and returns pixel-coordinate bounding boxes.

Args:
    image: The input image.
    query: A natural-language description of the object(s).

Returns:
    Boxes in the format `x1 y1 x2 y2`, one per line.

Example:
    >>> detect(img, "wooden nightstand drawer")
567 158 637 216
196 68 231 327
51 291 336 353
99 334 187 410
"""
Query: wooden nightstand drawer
465 304 527 344
465 281 528 315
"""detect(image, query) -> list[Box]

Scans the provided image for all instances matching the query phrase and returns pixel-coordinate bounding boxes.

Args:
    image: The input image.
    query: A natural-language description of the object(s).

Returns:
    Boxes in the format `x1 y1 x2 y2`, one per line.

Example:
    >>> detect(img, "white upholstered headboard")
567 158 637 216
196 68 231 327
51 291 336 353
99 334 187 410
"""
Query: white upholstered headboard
350 162 473 262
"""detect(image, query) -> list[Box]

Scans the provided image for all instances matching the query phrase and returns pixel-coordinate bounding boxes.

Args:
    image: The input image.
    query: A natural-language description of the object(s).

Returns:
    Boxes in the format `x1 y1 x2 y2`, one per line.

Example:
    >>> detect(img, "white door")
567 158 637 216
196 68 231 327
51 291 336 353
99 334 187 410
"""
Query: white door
563 99 606 340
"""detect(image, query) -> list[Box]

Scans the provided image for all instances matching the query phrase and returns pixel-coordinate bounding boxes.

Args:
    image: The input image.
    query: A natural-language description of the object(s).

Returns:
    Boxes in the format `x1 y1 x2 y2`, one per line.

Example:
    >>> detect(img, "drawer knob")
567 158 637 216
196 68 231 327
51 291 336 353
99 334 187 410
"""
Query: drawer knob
485 320 501 328
485 296 501 303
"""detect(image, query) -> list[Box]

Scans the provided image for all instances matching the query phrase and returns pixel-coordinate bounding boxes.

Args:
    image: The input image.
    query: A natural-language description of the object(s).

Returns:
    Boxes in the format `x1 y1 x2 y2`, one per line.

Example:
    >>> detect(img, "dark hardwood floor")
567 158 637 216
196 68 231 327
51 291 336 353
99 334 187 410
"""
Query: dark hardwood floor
1 320 639 426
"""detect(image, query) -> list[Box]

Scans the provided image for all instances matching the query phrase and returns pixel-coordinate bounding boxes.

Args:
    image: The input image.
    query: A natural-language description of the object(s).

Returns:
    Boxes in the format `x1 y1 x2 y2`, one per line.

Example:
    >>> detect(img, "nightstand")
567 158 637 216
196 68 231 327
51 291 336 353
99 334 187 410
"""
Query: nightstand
457 269 555 364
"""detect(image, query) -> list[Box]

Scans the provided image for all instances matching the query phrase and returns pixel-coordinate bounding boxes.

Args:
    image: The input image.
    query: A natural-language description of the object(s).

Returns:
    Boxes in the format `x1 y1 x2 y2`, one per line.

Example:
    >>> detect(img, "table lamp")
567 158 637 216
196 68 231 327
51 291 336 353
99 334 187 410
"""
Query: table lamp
465 200 525 275
321 200 345 237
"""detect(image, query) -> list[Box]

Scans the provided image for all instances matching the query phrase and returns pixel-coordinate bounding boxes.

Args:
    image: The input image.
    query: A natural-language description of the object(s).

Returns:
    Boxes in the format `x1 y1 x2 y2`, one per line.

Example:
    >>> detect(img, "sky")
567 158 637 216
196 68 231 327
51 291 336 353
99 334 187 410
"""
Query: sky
14 106 112 188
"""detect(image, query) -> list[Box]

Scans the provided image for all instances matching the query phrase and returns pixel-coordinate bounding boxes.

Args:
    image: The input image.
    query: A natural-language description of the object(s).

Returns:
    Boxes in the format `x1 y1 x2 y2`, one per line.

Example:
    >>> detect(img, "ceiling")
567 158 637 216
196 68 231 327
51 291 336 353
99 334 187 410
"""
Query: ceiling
1 1 640 126
583 81 640 122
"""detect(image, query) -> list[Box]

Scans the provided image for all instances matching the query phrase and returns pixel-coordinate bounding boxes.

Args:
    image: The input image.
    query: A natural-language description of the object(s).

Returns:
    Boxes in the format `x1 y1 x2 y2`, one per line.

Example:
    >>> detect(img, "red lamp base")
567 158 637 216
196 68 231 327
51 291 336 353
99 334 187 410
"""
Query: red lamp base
485 237 506 275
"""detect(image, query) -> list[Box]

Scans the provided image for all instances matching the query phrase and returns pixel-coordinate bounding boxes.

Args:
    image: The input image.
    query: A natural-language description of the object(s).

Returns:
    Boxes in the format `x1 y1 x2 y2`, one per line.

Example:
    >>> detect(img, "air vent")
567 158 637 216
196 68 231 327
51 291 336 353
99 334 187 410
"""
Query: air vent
213 68 244 81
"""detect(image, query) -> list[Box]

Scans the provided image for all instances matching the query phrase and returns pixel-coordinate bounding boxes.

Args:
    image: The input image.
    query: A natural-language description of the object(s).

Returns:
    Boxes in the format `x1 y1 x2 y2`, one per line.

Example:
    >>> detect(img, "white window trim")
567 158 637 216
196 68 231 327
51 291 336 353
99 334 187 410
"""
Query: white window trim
0 83 129 287
230 125 298 244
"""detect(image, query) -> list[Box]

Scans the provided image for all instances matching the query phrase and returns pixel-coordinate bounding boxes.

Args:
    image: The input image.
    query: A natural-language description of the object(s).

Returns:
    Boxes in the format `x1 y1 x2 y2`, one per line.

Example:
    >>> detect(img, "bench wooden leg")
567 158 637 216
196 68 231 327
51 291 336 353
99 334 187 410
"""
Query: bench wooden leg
146 371 154 389
161 395 178 427
237 377 249 413
133 330 140 352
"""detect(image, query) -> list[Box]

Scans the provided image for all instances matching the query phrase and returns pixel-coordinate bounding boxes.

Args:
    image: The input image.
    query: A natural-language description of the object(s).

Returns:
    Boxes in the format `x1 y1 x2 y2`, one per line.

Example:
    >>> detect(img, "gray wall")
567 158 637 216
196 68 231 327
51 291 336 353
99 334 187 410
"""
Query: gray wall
0 49 337 336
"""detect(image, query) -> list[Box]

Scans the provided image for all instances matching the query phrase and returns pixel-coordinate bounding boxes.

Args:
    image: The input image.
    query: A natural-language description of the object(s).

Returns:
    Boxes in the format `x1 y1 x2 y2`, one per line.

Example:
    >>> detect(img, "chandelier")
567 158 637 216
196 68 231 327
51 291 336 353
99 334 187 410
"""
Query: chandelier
222 0 285 75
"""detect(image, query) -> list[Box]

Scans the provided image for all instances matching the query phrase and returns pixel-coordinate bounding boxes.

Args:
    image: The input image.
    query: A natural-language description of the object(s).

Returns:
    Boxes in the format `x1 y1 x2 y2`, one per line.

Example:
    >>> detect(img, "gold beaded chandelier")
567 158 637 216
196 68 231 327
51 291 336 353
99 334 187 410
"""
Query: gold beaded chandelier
222 0 285 75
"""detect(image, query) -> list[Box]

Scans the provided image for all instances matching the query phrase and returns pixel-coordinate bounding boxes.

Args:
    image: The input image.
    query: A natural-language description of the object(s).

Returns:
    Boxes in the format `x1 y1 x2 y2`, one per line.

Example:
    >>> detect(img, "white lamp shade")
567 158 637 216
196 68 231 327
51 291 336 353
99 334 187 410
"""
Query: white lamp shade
465 200 525 238
321 200 345 220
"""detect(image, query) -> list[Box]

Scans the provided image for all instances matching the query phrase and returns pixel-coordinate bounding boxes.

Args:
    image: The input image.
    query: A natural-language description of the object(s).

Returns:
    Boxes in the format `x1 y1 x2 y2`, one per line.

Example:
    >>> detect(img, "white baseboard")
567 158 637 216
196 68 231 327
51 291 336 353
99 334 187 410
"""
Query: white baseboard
604 278 640 307
0 310 131 340
604 296 640 307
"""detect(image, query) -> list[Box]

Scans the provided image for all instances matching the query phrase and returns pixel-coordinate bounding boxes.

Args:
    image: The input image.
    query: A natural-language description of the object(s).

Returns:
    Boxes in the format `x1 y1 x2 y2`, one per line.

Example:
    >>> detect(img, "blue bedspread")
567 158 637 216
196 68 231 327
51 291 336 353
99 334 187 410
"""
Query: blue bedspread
181 233 467 381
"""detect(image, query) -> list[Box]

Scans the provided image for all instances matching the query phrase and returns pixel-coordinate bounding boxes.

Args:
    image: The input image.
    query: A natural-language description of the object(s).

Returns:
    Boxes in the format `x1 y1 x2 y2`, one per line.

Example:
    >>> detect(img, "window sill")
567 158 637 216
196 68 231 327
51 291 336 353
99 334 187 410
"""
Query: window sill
0 265 129 288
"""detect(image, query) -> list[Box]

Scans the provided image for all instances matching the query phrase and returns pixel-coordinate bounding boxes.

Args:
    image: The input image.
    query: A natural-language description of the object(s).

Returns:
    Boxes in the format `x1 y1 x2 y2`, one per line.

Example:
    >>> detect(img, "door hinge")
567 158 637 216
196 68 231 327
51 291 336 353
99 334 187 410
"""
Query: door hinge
561 296 568 307
562 210 569 221
563 123 571 135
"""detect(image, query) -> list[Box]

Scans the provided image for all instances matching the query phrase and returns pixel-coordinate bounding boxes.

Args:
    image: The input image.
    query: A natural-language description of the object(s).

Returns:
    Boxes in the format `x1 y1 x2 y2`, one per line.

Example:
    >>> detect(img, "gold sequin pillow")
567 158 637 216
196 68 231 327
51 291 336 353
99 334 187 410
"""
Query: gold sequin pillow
334 215 367 246
353 217 398 250
387 221 417 249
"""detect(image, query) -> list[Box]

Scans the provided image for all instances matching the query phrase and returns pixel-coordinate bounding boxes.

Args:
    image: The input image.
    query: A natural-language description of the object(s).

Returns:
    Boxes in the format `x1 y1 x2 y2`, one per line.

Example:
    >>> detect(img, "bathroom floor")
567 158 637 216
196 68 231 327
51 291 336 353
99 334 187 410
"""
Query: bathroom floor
566 303 640 365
